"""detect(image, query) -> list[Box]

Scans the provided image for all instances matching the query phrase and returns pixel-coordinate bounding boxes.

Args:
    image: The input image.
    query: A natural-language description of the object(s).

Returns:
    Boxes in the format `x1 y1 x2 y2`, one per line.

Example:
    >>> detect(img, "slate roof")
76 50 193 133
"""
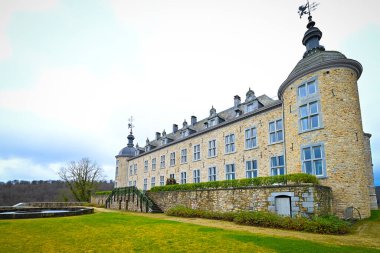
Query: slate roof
126 94 281 160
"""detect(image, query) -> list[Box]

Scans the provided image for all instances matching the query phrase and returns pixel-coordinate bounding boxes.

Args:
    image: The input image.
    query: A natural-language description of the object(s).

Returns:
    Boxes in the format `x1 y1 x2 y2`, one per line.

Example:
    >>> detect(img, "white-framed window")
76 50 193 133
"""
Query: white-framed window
170 152 176 166
193 144 201 161
152 158 156 171
246 160 258 178
144 160 148 172
129 165 133 175
169 173 175 179
181 130 189 138
160 155 165 168
208 139 217 157
302 144 325 177
180 172 187 184
225 134 235 153
208 166 217 181
133 164 137 175
151 177 156 188
160 176 165 186
128 181 132 186
143 178 147 191
245 127 257 149
300 101 320 131
225 163 235 180
115 160 119 177
269 119 283 144
133 180 136 187
247 103 255 112
209 118 217 127
181 149 187 164
271 155 285 176
193 169 200 183
298 80 317 98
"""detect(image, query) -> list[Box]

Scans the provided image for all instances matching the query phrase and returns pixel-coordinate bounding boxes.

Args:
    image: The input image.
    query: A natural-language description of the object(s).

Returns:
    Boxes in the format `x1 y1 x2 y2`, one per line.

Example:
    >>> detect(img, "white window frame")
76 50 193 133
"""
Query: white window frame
246 160 258 178
144 160 148 173
180 171 187 184
193 169 200 183
152 158 156 171
208 139 217 157
181 148 187 164
299 101 321 132
225 134 236 154
208 166 217 182
225 163 236 180
245 127 257 149
298 79 317 98
151 177 156 188
301 143 326 177
270 155 285 176
193 144 201 161
160 155 165 168
160 176 165 186
269 119 283 144
143 178 147 191
129 165 133 175
133 164 137 175
170 152 176 167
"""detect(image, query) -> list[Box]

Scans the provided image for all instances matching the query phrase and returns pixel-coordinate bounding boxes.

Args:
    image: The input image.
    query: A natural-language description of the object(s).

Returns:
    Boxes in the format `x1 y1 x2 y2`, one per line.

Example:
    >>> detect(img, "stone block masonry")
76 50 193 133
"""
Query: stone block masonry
146 184 332 217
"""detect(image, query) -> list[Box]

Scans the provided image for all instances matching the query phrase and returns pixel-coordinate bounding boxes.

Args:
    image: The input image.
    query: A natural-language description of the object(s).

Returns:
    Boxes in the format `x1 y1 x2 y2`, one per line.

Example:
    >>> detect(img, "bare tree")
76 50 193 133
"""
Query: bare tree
59 158 104 202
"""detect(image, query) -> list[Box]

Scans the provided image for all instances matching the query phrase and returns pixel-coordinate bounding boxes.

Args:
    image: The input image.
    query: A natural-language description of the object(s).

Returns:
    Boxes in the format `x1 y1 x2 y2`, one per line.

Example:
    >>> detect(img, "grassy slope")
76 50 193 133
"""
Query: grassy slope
0 210 379 253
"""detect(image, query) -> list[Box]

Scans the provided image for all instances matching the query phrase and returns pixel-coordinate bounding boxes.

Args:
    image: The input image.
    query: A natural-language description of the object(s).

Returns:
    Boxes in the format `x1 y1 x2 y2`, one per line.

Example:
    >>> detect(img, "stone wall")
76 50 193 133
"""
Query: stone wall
91 193 149 212
146 184 332 217
91 195 108 207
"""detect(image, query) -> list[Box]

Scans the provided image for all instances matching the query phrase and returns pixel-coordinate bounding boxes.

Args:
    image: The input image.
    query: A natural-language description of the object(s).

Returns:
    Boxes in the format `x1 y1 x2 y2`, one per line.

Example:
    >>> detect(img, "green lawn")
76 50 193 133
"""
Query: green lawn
0 210 379 253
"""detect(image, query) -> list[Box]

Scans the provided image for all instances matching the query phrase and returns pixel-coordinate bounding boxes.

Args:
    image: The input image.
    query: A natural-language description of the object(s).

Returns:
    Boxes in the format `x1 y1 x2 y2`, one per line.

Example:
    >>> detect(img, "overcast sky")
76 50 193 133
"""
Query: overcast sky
0 0 379 185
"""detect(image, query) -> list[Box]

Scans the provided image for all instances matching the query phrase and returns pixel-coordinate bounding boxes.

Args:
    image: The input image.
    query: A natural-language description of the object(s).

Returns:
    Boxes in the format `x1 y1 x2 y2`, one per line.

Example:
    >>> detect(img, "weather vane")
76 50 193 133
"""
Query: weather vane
128 116 135 134
298 0 319 20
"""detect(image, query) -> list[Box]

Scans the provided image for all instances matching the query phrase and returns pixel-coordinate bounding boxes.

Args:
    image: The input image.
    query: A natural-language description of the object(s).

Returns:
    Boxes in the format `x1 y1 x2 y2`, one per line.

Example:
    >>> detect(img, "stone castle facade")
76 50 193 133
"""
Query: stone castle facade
114 17 377 218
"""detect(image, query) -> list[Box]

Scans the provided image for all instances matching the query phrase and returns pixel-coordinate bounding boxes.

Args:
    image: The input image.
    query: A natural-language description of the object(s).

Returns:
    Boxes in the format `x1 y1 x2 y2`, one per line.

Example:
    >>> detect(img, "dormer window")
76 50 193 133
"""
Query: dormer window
247 103 254 112
181 130 189 138
209 118 216 126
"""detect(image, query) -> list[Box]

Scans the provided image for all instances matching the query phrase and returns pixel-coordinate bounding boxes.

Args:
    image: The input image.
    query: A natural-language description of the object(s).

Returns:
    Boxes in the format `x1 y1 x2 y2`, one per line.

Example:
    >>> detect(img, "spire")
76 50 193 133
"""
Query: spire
127 116 135 147
298 1 325 58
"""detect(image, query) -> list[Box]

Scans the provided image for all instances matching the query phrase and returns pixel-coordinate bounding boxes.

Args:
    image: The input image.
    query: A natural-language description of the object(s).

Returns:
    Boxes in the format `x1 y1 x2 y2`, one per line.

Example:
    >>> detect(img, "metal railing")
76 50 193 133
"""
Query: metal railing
105 186 154 213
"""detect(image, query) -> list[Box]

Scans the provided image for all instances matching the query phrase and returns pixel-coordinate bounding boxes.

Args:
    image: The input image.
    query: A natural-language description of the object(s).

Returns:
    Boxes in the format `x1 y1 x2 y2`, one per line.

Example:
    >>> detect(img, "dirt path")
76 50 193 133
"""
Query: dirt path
94 208 380 249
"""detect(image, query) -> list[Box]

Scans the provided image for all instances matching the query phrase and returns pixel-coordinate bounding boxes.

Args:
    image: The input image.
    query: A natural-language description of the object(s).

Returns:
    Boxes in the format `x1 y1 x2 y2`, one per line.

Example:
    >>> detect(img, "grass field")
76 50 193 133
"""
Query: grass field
0 209 379 253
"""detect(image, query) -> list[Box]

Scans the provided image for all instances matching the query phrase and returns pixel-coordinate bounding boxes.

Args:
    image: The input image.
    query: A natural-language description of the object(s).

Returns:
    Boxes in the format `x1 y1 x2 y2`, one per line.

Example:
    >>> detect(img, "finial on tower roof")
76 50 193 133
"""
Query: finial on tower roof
128 116 135 134
298 0 319 28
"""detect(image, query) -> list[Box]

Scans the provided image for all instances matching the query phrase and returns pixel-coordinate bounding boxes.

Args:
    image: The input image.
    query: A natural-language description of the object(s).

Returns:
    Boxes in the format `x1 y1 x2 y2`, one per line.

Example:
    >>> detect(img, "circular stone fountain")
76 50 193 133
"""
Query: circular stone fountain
0 206 94 219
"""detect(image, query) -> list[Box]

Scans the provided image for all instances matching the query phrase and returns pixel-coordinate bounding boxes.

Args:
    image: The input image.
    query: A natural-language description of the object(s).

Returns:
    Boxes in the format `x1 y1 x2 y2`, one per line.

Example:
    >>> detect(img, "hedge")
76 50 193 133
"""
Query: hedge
166 206 350 234
94 191 112 195
150 173 318 192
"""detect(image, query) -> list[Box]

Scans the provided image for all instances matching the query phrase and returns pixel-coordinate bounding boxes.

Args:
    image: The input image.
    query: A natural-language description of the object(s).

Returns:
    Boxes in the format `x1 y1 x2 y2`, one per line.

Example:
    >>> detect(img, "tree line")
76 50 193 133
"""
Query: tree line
0 180 114 206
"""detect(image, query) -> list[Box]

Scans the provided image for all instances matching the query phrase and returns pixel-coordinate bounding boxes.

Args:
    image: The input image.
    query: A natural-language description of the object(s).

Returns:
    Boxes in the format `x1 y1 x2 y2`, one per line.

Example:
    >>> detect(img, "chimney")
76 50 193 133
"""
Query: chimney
234 95 241 107
173 124 178 133
155 132 161 140
191 116 197 125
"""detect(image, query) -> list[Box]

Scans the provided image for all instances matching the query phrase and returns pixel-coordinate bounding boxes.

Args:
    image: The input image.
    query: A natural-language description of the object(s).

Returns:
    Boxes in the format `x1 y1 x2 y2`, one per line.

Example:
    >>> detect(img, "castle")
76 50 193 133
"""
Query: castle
114 12 377 218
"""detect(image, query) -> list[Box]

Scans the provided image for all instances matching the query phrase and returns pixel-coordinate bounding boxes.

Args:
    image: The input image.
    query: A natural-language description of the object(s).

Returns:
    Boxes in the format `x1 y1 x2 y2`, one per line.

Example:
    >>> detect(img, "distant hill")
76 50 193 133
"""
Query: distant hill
0 180 114 206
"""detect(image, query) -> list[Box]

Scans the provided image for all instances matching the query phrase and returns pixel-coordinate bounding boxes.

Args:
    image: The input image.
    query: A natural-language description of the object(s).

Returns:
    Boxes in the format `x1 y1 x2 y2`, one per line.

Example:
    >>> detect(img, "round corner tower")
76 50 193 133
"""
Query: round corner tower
278 18 373 218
